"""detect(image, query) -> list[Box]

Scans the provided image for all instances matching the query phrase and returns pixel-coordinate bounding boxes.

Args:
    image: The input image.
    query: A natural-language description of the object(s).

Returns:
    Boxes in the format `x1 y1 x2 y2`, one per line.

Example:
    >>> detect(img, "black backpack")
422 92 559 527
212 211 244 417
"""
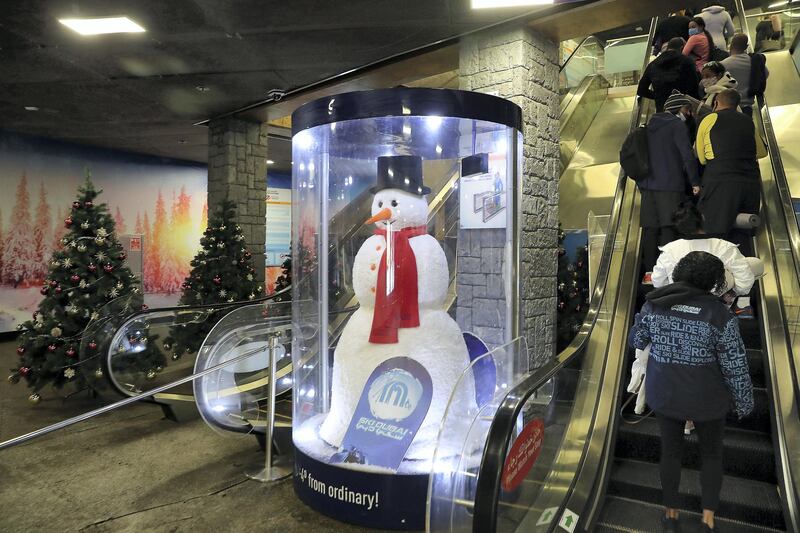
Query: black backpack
620 126 650 182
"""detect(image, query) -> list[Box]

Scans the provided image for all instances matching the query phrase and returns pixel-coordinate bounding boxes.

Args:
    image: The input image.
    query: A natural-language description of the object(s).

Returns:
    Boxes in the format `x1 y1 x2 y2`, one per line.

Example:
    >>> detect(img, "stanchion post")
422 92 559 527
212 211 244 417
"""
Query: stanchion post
246 332 292 482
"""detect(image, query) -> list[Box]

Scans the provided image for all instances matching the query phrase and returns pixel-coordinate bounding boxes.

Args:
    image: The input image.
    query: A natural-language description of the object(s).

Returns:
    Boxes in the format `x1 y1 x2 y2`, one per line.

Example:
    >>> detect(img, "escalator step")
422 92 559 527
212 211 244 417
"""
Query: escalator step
607 459 785 529
739 317 761 349
747 349 766 388
597 495 785 533
616 417 776 483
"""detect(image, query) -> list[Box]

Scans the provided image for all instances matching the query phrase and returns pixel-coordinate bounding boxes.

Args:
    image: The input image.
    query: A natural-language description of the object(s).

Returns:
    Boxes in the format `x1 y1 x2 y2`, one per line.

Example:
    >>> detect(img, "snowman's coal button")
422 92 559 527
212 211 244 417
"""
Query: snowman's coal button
370 287 376 293
370 263 376 271
376 245 382 251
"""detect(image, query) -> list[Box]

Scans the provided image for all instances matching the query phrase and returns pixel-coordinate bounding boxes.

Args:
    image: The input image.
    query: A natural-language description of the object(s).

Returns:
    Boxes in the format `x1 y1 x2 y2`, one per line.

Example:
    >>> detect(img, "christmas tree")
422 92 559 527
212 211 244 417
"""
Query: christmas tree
51 206 67 253
556 225 590 352
2 174 36 287
114 206 127 235
272 248 292 302
163 200 262 358
8 174 155 401
0 208 4 276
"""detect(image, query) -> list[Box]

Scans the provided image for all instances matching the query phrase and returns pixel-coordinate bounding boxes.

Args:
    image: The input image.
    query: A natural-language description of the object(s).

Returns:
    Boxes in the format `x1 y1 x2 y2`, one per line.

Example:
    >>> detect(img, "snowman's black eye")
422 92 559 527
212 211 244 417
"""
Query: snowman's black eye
391 200 398 207
378 201 383 208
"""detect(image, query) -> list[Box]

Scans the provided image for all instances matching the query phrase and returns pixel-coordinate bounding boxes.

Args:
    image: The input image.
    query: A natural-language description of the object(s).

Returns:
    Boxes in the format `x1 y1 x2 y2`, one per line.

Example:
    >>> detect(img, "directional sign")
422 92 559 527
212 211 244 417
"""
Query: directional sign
559 508 579 533
537 507 558 526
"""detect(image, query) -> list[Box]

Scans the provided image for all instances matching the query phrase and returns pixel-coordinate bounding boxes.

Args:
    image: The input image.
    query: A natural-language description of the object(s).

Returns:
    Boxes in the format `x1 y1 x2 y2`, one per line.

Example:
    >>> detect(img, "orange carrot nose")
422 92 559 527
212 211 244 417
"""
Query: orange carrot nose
365 207 392 225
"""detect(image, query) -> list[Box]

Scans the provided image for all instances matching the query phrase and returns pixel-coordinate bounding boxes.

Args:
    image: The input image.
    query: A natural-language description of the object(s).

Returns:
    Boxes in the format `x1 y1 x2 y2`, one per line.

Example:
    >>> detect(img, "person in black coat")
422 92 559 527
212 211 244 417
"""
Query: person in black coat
630 251 753 532
638 91 701 282
638 38 701 112
653 11 692 54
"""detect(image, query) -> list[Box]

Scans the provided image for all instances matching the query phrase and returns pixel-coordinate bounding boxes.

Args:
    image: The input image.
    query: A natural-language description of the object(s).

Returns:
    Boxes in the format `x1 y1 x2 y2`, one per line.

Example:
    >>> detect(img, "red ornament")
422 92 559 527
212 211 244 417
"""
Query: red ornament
244 251 252 258
66 347 77 357
88 263 97 272
16 346 25 355
40 286 49 295
118 252 127 261
64 217 73 227
70 274 81 283
72 201 81 209
49 280 58 287
32 311 38 320
19 367 30 377
213 275 222 285
88 341 98 350
141 304 149 311
558 301 566 311
47 344 57 352
103 264 114 273
85 200 93 208
54 286 63 294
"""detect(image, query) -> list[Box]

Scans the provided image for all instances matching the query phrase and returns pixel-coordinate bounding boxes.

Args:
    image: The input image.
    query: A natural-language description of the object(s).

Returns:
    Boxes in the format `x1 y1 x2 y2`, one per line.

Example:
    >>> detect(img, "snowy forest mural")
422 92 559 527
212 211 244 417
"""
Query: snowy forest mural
0 131 207 333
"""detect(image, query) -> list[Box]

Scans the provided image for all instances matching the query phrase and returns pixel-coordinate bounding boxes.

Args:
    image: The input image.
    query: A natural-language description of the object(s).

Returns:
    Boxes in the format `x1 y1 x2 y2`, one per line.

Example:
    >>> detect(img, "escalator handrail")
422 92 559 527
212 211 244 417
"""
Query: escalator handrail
472 20 656 531
559 35 605 73
0 339 273 451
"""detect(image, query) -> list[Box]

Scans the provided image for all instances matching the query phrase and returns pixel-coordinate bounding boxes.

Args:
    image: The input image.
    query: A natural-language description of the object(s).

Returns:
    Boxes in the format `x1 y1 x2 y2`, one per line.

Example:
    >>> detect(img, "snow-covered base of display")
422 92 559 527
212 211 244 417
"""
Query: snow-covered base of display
0 286 41 333
319 308 476 460
296 414 435 475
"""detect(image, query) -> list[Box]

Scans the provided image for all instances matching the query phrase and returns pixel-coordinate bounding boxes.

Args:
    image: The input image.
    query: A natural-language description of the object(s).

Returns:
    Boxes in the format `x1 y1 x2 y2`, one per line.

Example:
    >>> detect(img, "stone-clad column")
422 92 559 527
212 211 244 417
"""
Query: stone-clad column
207 118 268 282
459 25 560 367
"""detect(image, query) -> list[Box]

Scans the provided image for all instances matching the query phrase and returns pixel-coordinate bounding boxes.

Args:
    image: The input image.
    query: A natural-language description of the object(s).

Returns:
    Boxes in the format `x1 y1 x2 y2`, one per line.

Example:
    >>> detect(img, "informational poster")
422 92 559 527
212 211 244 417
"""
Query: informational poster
459 153 507 229
266 186 292 266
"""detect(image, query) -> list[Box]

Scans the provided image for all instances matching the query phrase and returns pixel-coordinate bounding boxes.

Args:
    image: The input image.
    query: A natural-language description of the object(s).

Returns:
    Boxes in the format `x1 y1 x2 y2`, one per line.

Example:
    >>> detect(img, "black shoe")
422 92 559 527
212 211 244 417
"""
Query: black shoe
701 524 715 532
662 516 679 532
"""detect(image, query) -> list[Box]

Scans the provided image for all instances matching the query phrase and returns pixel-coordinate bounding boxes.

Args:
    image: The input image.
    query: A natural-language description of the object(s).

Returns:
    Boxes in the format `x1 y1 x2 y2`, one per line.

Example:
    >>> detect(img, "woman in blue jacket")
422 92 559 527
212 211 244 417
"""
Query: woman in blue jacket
629 251 753 532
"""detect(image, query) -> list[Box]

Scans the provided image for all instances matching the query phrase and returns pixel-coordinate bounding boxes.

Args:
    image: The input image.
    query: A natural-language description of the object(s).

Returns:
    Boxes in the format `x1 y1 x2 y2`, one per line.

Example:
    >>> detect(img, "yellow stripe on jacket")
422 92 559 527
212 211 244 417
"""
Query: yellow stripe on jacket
695 112 718 165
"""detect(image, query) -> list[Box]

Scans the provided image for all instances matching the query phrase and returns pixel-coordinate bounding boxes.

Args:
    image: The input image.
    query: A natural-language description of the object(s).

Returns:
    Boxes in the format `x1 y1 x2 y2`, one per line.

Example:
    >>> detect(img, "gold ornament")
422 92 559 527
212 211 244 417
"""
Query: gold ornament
94 368 104 379
162 342 172 351
7 373 20 384
171 353 180 361
28 393 41 404
146 369 157 380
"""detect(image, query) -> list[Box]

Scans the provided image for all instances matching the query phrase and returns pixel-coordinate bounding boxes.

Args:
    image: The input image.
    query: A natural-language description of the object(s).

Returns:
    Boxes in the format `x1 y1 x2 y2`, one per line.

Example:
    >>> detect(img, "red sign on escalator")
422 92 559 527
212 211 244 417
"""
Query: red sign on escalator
501 418 545 492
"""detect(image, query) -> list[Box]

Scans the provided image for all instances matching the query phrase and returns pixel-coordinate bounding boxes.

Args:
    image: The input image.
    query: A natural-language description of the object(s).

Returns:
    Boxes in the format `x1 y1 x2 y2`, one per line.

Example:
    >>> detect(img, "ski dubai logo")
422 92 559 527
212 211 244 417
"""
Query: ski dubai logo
368 368 424 421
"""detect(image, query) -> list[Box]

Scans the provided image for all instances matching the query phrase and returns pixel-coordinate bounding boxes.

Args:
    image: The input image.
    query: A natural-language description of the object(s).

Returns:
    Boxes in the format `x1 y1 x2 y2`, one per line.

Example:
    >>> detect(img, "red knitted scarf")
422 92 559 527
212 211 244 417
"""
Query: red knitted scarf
369 225 427 344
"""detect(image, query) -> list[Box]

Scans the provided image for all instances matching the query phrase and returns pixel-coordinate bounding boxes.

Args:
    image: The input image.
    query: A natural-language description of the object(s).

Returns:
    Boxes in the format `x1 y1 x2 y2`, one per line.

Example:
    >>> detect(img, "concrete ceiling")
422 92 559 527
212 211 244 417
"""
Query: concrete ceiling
0 0 566 172
1 1 760 173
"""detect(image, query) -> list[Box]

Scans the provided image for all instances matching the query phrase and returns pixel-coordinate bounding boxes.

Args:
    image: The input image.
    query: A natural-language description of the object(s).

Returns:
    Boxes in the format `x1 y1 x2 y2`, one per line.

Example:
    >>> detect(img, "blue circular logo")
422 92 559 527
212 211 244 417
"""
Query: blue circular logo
367 368 423 421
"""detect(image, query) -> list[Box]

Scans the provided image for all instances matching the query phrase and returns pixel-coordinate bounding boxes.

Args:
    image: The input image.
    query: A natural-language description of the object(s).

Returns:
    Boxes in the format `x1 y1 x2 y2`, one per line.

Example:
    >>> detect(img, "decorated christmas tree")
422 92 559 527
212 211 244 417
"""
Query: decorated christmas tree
556 225 590 352
272 248 292 302
163 200 262 359
8 174 156 402
32 182 52 282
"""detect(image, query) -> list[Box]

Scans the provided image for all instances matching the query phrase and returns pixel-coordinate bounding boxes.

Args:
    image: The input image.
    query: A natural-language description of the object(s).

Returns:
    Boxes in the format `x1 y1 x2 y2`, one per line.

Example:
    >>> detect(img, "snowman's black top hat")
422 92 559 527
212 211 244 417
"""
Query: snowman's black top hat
370 155 431 196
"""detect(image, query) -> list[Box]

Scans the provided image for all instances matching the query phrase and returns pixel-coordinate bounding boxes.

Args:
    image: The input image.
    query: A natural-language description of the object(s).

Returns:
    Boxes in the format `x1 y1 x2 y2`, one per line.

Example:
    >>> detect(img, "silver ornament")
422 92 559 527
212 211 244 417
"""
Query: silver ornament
28 393 41 404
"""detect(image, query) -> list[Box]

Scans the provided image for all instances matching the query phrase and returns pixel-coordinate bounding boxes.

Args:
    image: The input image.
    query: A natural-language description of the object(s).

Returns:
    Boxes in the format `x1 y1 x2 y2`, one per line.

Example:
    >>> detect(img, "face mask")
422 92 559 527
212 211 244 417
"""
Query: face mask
689 27 700 36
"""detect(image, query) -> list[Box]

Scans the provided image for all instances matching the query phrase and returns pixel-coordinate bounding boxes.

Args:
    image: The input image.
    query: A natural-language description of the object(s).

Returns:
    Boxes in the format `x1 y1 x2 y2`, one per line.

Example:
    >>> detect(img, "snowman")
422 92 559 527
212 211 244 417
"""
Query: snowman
319 155 476 461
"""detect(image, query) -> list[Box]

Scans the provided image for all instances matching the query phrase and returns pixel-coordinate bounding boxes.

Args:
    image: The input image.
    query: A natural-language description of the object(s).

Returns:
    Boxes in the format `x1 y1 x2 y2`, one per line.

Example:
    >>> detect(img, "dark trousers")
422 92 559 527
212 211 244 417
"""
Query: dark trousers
657 414 726 511
642 226 678 272
698 180 761 240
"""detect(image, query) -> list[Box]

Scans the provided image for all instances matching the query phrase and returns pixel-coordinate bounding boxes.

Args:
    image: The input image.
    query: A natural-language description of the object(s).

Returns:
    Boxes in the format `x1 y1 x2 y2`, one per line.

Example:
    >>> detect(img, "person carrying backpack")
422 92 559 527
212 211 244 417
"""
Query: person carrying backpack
637 91 701 284
722 33 769 117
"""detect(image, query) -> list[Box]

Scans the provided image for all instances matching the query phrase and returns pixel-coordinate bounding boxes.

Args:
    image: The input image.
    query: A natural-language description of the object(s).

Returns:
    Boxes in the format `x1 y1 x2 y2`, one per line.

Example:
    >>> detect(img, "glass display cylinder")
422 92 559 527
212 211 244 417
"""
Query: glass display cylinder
291 87 522 529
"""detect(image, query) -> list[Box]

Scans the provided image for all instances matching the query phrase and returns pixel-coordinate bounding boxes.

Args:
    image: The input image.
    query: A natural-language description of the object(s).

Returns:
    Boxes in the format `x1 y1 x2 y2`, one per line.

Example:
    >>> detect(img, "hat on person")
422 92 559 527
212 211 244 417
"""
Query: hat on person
370 155 431 196
664 90 692 113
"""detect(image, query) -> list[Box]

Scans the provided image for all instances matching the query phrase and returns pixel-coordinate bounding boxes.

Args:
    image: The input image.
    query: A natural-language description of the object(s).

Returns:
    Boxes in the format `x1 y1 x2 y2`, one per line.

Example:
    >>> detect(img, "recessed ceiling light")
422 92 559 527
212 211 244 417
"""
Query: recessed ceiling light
266 159 275 165
178 139 187 144
472 0 553 8
24 106 39 111
195 85 210 92
59 16 146 36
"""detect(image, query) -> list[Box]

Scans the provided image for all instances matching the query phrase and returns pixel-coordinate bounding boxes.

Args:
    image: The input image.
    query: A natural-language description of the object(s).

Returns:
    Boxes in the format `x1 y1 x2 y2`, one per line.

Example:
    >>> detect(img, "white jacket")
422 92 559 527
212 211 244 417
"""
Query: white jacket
652 237 755 296
700 5 735 52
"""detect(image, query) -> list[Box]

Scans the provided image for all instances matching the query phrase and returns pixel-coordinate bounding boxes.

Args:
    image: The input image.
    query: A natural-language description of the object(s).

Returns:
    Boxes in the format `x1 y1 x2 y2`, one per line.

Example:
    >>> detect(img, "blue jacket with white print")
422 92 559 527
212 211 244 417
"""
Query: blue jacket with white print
629 282 754 421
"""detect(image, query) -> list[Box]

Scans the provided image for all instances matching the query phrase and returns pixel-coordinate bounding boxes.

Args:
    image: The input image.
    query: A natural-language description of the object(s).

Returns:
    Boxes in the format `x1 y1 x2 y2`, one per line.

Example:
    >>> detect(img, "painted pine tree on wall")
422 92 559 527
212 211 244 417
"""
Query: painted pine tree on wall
2 174 37 287
163 200 262 359
32 182 52 282
7 174 160 402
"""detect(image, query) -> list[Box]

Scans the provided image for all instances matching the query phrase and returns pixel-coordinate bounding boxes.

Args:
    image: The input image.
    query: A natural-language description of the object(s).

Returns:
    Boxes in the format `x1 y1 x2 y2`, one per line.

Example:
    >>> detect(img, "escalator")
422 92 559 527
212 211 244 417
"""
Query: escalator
459 7 800 533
